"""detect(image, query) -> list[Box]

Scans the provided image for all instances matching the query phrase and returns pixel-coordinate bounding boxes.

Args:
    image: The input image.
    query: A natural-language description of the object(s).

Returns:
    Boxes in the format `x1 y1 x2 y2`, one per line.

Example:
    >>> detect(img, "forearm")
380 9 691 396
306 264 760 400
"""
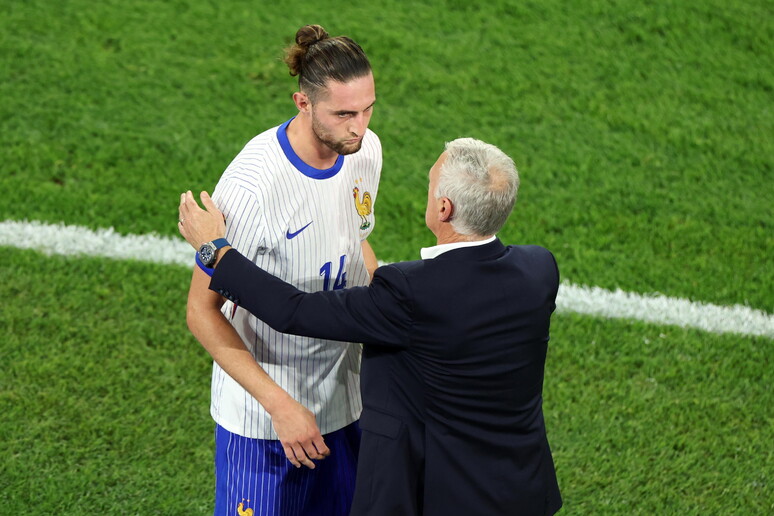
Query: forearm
186 305 293 414
180 193 328 468
186 268 293 415
361 240 377 281
187 292 329 468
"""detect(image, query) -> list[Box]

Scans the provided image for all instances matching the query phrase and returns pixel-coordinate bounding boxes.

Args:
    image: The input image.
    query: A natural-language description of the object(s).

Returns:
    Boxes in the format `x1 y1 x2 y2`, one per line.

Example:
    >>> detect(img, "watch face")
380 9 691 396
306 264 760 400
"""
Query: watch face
199 243 215 267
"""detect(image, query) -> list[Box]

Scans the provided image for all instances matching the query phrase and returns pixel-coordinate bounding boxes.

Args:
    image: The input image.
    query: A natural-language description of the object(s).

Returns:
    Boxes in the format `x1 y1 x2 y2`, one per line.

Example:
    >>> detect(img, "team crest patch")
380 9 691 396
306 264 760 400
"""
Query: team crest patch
353 183 372 230
237 499 254 516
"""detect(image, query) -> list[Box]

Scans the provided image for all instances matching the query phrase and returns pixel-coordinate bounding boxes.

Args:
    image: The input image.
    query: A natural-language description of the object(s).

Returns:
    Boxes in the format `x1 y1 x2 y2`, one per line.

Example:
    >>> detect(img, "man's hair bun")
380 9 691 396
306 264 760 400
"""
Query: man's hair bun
283 24 371 100
285 24 330 77
295 24 329 49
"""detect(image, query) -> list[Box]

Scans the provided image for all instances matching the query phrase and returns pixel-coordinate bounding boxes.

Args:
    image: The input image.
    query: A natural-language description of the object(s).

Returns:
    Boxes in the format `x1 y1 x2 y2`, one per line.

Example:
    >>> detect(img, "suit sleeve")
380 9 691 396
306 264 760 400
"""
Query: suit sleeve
209 249 413 348
547 249 560 313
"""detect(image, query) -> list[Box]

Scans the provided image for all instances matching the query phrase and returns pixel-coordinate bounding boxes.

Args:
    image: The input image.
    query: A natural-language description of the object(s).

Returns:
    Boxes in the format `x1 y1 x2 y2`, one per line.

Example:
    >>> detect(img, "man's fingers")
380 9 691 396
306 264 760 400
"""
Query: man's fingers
301 442 325 463
179 191 193 219
291 444 316 469
281 439 322 469
200 191 226 225
282 444 301 469
313 436 330 458
178 193 188 230
185 190 198 211
200 191 218 212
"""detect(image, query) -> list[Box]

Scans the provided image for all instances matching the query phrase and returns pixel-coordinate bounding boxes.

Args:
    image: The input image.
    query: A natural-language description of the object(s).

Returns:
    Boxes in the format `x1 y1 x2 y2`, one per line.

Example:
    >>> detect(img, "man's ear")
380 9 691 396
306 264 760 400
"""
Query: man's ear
438 197 454 223
292 92 311 113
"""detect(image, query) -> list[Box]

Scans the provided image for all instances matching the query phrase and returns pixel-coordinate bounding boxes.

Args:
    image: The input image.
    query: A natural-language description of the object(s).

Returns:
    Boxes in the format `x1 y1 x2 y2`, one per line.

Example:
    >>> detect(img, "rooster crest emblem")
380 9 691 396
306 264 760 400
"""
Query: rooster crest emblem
353 186 372 230
237 500 254 516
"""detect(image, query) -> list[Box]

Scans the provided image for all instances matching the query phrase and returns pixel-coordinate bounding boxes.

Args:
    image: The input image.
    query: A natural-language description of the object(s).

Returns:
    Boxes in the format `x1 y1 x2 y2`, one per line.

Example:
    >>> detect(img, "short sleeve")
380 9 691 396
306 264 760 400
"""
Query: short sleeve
212 177 266 262
357 130 383 241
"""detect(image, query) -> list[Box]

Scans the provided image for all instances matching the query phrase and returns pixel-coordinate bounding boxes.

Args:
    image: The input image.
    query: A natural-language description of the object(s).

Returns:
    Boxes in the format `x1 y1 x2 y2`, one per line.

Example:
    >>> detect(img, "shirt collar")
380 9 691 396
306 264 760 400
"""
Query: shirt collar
420 236 497 260
277 117 344 179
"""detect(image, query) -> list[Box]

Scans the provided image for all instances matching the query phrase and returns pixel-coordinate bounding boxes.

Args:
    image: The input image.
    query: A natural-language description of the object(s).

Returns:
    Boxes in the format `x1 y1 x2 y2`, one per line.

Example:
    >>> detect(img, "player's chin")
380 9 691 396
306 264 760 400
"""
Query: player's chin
338 140 363 155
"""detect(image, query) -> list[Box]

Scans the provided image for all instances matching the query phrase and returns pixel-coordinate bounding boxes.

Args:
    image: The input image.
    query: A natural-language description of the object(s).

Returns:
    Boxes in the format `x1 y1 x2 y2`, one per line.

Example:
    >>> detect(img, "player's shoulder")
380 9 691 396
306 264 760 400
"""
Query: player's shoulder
363 128 381 147
232 123 284 164
241 123 282 149
362 129 382 155
219 123 286 186
345 129 382 176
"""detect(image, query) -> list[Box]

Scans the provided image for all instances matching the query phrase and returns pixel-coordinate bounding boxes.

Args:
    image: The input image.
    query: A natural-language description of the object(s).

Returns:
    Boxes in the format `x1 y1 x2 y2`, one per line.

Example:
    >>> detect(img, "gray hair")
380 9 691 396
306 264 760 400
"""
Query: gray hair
435 138 520 236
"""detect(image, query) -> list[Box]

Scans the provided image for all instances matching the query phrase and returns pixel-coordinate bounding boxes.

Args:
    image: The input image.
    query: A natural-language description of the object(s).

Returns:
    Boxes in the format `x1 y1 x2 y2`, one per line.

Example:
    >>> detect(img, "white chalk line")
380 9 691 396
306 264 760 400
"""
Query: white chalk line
2 219 772 339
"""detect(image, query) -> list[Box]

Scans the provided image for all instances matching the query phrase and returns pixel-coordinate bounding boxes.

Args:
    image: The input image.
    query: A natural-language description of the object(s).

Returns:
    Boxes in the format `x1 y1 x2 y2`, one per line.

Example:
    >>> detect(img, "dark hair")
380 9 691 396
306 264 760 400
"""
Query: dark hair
284 24 372 102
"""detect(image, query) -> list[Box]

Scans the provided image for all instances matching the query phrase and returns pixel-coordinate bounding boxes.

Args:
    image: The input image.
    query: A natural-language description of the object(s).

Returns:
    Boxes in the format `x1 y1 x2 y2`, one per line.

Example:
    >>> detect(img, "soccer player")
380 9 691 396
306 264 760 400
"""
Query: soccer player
184 24 381 516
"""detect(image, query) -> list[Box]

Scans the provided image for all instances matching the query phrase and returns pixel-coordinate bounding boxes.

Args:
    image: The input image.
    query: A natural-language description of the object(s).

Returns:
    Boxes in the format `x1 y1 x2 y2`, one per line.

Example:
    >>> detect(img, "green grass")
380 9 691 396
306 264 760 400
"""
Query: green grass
547 315 772 514
2 251 771 514
1 0 772 513
1 0 771 309
1 251 212 514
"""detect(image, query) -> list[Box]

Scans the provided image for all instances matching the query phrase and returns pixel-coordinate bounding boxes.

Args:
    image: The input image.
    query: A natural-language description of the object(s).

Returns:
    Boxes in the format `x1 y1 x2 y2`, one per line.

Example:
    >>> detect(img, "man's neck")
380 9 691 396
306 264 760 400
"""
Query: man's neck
421 234 495 260
435 228 492 246
286 116 339 169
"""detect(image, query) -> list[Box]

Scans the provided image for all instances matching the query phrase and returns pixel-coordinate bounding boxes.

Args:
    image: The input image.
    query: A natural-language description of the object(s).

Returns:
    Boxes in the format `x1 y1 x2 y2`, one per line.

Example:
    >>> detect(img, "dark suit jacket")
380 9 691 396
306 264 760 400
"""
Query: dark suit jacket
210 239 562 516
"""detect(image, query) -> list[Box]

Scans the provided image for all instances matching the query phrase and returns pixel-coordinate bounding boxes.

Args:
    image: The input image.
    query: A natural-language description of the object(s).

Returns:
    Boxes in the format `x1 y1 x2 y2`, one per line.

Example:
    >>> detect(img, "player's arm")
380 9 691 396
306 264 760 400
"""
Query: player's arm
180 190 410 345
361 239 378 281
186 252 328 469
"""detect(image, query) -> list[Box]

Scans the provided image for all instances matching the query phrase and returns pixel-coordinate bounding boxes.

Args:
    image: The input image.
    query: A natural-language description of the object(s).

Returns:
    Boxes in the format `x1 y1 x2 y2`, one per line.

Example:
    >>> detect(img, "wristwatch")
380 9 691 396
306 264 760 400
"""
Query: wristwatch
197 238 230 267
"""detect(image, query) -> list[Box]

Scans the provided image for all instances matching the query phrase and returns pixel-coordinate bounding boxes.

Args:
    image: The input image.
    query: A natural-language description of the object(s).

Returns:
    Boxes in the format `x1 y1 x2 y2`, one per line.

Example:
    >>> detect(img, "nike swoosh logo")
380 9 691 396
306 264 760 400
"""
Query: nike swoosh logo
286 221 313 239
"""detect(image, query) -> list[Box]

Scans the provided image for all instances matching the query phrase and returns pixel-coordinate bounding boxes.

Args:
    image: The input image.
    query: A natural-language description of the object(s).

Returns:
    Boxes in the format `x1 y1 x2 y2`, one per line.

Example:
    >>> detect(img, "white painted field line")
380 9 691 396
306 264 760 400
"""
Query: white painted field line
2 219 773 339
0 219 193 267
557 283 773 338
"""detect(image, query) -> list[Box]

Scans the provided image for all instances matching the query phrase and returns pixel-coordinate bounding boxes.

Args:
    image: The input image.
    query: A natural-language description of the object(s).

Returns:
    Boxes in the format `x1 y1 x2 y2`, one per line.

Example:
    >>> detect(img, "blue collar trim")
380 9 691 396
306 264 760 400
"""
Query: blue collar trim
277 118 344 180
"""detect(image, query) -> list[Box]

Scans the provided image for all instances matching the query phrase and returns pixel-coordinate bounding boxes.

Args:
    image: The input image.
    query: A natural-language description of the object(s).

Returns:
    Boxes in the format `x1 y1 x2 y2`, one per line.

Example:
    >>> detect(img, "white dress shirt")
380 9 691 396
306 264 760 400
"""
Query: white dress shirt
420 235 496 260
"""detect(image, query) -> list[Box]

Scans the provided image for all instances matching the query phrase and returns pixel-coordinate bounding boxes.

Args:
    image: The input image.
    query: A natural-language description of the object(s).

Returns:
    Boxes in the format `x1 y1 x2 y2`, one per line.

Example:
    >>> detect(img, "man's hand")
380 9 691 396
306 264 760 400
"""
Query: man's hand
270 397 331 469
178 190 227 249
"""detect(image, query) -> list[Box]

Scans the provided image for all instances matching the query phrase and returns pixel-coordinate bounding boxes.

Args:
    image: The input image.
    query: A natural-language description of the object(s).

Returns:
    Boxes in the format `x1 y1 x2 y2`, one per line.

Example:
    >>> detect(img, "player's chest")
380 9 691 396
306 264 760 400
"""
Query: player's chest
268 175 374 244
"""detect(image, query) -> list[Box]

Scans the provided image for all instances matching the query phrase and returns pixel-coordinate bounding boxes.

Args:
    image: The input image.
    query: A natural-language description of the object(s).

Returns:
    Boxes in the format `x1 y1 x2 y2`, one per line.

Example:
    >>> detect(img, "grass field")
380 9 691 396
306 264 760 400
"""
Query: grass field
1 0 772 514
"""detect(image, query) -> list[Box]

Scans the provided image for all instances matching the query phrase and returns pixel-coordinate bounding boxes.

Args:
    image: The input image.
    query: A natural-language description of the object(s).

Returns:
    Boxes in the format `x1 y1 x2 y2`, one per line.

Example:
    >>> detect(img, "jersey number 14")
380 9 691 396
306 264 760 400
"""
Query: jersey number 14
320 255 347 291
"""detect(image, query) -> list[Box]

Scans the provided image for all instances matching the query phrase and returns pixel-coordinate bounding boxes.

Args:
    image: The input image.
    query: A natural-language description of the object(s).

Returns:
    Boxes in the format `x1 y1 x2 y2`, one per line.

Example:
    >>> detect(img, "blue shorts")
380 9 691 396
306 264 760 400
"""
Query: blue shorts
213 422 361 516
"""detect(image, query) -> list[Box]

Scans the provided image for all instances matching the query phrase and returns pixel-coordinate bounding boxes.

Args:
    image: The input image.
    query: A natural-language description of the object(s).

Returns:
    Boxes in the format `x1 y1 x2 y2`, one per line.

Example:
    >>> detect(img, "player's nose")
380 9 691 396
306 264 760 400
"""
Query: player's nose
350 113 367 136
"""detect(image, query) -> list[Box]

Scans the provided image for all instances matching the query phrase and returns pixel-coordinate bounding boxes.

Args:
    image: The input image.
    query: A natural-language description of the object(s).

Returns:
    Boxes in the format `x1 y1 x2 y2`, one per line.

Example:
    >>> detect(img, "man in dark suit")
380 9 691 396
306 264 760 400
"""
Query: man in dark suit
178 137 562 516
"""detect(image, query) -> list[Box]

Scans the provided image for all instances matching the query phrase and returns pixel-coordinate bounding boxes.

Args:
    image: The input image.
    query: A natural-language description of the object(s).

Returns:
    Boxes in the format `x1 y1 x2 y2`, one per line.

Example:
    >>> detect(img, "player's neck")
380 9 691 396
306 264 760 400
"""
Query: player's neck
286 117 339 169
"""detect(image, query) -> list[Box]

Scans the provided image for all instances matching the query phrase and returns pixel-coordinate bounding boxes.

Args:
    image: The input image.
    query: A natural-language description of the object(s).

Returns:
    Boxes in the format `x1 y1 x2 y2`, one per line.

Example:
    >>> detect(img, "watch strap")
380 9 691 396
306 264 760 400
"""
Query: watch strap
195 252 214 277
211 238 230 250
196 238 231 273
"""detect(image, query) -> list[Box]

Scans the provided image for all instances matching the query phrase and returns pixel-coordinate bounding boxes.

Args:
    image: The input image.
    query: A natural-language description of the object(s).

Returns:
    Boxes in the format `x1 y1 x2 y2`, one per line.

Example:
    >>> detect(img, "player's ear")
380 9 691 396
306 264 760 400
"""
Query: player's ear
293 92 311 113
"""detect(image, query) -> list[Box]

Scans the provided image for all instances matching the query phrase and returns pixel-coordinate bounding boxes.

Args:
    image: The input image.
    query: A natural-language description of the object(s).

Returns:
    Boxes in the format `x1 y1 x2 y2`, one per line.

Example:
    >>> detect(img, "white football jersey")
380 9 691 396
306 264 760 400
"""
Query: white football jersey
210 118 381 439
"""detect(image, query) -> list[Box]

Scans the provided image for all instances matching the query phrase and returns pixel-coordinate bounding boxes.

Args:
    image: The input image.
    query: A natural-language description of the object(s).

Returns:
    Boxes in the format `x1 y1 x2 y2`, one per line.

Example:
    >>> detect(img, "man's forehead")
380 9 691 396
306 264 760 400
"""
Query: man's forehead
430 152 447 177
319 74 375 108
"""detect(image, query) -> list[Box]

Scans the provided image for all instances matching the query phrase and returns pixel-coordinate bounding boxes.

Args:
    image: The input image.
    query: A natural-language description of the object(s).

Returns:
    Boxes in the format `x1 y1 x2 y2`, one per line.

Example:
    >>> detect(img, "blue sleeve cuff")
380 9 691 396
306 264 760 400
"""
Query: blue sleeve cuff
195 252 214 277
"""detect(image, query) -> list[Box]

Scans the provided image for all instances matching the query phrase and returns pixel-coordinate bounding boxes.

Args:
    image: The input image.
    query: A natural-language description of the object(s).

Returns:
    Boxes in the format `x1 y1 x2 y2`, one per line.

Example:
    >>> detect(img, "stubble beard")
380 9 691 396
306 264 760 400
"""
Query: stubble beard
311 114 363 156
